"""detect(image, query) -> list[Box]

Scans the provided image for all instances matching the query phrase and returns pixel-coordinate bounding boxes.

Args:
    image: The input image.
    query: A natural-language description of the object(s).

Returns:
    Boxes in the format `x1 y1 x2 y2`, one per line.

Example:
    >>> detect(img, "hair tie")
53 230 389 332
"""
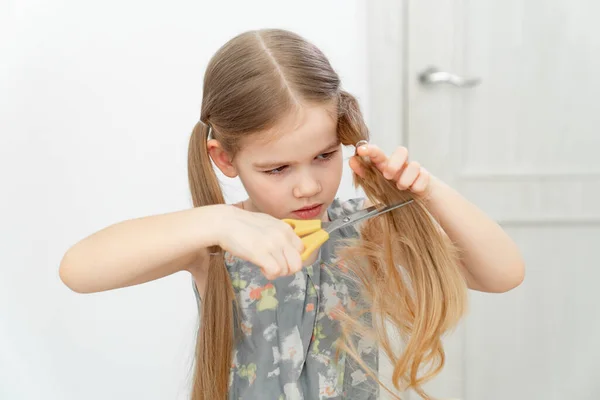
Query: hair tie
355 139 369 161
200 120 213 140
355 140 368 149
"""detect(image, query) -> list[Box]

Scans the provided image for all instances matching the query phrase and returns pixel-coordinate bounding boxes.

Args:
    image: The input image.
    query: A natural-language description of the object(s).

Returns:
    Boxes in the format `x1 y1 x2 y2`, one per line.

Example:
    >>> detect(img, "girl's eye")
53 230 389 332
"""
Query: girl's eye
263 151 337 175
264 165 288 175
316 151 337 160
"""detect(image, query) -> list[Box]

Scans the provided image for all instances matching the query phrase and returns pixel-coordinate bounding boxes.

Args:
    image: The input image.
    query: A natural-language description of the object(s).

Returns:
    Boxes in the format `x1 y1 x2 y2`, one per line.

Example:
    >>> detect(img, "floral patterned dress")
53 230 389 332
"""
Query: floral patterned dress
193 198 379 399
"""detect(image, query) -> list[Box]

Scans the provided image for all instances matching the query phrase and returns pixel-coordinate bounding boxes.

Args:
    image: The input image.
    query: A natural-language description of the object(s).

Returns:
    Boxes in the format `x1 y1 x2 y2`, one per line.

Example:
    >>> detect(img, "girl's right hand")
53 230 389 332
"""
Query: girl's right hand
215 206 305 280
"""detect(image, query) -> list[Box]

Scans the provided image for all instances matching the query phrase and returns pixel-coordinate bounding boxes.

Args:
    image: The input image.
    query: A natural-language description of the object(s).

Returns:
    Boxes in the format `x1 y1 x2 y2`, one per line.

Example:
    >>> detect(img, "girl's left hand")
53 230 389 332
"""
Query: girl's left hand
349 144 432 198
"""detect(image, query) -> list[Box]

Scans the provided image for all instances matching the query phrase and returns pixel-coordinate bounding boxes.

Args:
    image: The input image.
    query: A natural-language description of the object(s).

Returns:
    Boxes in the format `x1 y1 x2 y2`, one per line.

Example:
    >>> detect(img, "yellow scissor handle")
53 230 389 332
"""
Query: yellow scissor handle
282 219 322 236
299 229 329 261
283 219 330 261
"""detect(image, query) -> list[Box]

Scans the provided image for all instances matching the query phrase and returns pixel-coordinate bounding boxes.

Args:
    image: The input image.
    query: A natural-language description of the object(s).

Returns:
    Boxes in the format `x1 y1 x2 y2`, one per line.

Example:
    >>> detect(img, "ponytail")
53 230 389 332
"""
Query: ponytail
337 90 369 145
336 92 468 398
188 121 234 400
188 121 225 207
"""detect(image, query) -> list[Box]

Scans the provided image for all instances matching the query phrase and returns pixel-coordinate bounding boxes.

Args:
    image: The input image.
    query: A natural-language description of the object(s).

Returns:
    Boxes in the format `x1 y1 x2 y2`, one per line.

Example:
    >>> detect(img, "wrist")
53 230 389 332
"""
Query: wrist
421 175 451 209
419 174 441 202
193 204 232 248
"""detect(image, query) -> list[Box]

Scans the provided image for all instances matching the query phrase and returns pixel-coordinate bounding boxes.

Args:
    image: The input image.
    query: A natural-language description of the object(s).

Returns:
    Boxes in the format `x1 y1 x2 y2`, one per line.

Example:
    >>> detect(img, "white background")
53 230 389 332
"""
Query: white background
0 1 370 399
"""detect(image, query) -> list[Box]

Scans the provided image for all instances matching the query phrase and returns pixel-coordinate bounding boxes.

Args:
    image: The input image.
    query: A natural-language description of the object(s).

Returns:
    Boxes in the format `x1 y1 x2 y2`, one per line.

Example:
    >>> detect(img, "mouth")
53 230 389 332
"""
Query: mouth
292 203 323 219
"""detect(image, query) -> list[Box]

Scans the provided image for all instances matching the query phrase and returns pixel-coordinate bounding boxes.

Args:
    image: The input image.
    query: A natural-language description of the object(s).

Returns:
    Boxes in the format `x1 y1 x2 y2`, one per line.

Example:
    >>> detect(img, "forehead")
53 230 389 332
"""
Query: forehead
238 103 339 161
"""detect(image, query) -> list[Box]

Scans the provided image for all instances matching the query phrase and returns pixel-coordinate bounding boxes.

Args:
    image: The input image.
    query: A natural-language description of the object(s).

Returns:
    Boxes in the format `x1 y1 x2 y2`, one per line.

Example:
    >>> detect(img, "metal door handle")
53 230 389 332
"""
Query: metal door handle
418 66 481 88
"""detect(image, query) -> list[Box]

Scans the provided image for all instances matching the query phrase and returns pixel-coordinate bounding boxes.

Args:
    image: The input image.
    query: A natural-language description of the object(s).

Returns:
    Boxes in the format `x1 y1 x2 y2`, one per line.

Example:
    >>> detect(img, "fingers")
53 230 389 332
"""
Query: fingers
283 245 303 274
282 224 303 274
270 248 290 276
285 223 304 251
356 144 388 168
356 145 412 182
259 222 305 279
354 145 430 196
260 254 283 281
396 161 421 190
384 147 409 180
408 166 431 195
225 212 308 280
261 247 301 279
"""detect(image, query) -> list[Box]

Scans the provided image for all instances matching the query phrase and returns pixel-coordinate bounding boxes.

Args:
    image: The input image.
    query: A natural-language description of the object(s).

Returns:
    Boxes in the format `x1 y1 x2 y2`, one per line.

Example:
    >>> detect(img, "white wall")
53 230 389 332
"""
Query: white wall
0 1 369 399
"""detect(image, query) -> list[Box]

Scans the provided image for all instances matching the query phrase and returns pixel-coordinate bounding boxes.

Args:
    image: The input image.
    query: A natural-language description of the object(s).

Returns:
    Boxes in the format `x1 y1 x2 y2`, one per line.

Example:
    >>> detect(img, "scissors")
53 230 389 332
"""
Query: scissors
283 199 414 261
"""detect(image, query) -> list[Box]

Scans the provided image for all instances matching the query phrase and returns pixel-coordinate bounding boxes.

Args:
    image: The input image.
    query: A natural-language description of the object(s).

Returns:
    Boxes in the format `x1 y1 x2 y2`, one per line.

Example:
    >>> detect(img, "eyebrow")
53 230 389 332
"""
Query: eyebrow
253 139 341 169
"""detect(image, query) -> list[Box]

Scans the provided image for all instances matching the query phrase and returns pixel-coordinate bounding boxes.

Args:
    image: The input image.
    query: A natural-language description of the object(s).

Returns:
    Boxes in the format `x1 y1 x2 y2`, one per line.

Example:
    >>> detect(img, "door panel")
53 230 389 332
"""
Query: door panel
370 1 600 399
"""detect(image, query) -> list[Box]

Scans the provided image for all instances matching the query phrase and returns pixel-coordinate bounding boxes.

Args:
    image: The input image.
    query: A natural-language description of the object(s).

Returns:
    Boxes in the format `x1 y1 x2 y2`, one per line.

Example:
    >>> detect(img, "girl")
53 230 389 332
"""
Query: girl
59 29 525 399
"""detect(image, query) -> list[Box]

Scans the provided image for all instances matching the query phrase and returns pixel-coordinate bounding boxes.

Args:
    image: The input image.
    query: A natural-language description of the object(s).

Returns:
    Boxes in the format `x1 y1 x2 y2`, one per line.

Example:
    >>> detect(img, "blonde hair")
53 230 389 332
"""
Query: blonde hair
187 29 468 399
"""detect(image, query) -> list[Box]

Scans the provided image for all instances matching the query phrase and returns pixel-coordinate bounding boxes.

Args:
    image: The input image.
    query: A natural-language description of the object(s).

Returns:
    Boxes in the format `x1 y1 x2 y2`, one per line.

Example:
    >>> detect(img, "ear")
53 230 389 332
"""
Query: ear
207 139 238 178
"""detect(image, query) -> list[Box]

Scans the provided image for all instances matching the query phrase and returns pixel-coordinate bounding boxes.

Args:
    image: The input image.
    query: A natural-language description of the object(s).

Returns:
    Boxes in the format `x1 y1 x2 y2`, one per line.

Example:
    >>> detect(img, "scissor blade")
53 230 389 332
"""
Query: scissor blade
325 199 414 233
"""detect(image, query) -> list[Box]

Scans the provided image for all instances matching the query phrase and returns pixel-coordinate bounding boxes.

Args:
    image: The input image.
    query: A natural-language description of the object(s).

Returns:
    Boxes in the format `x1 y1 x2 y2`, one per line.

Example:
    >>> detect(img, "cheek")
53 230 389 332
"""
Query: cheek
241 173 274 196
239 171 288 206
323 157 344 191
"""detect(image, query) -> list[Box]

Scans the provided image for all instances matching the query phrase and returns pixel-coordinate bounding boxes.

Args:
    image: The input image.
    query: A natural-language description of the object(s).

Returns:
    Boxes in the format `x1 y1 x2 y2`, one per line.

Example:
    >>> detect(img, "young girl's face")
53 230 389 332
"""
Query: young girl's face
234 104 343 220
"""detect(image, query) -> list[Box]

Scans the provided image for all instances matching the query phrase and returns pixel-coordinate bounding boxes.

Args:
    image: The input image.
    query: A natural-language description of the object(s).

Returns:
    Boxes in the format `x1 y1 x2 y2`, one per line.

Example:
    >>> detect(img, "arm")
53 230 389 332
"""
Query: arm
59 203 306 295
425 176 525 293
59 205 223 294
351 144 525 293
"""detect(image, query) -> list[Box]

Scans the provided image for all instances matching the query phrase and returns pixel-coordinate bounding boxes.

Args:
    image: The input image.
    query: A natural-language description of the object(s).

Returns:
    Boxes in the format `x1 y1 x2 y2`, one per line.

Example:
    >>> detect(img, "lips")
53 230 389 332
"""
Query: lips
295 204 322 212
292 203 323 219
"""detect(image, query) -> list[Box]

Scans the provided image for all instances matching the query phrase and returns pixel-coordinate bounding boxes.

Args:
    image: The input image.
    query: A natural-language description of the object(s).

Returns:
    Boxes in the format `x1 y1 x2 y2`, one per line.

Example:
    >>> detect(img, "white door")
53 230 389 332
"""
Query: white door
368 1 600 399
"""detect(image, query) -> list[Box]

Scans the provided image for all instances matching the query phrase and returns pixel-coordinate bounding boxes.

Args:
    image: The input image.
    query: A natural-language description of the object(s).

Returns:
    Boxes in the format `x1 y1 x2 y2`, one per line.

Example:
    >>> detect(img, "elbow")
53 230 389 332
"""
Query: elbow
505 248 526 291
490 259 526 293
468 259 526 293
59 250 92 294
493 243 527 292
502 260 525 292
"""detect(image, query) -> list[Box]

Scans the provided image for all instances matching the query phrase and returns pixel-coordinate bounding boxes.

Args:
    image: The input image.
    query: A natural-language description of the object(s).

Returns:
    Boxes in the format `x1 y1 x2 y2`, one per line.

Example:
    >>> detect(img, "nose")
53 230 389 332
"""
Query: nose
292 169 321 199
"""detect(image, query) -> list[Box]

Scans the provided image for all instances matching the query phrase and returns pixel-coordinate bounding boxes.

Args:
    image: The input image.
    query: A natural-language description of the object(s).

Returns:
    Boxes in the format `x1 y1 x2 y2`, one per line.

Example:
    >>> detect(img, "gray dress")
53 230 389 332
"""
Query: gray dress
194 198 379 399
